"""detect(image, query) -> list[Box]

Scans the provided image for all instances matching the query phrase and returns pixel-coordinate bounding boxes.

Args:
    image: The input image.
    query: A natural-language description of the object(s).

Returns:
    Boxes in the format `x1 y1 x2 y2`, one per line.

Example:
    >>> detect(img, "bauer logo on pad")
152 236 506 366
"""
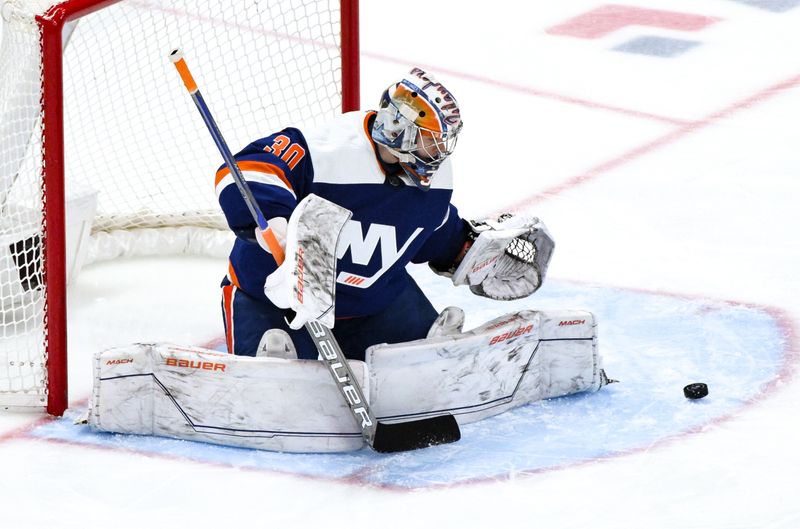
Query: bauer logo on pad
165 358 227 372
488 324 534 346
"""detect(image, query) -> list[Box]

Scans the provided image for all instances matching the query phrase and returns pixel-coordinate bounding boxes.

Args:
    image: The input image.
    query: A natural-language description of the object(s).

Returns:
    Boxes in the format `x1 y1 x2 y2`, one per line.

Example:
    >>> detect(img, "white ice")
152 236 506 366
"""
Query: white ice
2 0 800 528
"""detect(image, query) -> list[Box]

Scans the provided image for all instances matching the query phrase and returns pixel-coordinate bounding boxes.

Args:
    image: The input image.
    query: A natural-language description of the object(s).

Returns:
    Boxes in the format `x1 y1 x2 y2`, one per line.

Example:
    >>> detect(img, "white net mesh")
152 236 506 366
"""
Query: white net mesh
0 0 346 408
0 1 47 406
65 0 342 232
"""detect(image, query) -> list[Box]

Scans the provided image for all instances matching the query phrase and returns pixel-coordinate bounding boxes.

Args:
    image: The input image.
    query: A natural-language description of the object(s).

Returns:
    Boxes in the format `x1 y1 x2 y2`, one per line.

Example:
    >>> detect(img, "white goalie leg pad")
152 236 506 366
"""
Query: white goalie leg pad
90 343 367 452
367 310 604 425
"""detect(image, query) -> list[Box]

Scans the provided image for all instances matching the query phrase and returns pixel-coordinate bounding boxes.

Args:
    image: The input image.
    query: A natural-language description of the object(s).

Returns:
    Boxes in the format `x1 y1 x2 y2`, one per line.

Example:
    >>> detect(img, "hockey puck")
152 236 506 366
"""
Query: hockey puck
683 383 708 399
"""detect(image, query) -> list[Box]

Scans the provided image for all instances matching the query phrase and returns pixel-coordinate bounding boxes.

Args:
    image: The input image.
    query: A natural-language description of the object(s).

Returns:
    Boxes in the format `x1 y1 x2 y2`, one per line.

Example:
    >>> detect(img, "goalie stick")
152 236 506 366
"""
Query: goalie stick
169 49 460 452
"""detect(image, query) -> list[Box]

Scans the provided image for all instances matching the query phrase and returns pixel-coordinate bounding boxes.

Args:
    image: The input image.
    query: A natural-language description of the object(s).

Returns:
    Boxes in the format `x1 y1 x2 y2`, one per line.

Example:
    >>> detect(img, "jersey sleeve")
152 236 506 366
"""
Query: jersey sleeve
412 203 470 268
215 127 312 238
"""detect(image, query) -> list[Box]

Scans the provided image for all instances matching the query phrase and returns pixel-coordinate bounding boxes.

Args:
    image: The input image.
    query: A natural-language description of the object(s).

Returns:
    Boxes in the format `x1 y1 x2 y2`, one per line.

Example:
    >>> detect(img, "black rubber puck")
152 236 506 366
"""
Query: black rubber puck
684 383 708 399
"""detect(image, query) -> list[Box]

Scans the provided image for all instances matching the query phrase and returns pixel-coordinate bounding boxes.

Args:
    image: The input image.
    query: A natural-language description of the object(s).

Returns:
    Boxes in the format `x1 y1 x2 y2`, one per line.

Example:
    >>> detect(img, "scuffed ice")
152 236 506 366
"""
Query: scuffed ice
31 276 786 489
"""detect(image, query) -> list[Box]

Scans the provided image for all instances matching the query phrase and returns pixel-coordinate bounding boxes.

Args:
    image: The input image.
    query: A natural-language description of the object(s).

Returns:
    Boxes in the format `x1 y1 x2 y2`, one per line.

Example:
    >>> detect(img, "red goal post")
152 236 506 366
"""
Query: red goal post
0 0 360 416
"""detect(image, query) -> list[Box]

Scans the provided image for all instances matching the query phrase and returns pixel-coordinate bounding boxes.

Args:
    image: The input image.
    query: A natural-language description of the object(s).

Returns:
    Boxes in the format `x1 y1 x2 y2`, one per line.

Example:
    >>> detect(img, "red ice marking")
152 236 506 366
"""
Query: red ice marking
546 4 720 39
362 50 688 126
0 397 89 444
201 336 227 352
4 295 797 492
504 72 800 212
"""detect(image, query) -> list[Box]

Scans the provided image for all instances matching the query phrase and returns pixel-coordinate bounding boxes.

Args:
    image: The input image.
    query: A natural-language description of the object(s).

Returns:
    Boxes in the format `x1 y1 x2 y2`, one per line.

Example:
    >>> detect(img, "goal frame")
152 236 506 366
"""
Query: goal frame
32 0 360 416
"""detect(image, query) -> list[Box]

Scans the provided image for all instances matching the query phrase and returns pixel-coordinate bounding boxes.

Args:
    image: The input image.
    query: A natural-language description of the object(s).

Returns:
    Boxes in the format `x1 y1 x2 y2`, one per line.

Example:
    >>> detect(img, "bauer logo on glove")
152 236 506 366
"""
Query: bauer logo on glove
449 214 555 301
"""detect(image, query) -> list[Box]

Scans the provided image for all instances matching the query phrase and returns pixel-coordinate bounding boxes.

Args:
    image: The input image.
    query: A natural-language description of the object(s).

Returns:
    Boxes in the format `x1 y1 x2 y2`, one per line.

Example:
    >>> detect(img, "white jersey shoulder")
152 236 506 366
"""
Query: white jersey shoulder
304 111 383 186
304 111 453 190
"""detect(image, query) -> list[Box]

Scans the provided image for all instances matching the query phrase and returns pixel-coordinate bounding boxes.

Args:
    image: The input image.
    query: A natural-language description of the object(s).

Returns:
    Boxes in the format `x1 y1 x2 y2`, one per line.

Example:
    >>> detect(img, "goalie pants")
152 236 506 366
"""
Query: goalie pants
220 275 438 361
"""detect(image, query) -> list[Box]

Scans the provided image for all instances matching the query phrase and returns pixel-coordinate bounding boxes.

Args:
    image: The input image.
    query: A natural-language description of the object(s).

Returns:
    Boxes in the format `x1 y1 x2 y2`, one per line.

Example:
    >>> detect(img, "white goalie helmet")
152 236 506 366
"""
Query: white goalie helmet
371 67 463 191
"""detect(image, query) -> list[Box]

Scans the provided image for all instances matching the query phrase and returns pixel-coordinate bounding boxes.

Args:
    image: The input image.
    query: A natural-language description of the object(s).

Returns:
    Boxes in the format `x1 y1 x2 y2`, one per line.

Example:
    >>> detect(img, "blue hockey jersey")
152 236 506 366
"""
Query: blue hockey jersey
216 111 467 318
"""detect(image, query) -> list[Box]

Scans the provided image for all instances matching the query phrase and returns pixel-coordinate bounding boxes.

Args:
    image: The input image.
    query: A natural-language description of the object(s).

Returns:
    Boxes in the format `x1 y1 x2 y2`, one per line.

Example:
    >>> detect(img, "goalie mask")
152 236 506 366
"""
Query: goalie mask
371 68 463 191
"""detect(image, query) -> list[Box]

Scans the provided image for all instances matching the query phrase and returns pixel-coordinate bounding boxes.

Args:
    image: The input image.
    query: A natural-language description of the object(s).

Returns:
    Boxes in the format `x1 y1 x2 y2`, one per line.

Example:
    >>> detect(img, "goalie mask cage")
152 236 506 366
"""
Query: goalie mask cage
0 0 360 415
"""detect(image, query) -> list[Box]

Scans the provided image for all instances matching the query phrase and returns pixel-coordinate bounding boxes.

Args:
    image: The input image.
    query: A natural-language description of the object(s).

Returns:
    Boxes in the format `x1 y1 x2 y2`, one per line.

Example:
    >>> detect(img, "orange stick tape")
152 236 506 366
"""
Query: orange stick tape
172 56 198 93
262 228 286 265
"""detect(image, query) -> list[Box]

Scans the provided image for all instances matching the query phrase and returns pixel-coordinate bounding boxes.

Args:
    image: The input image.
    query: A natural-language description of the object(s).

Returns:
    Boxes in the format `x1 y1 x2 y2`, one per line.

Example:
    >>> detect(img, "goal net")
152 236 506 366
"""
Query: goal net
0 0 359 414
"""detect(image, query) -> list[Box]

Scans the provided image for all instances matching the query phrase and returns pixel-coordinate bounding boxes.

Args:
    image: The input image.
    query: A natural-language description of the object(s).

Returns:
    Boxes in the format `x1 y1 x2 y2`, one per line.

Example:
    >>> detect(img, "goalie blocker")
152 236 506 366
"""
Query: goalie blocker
90 309 611 453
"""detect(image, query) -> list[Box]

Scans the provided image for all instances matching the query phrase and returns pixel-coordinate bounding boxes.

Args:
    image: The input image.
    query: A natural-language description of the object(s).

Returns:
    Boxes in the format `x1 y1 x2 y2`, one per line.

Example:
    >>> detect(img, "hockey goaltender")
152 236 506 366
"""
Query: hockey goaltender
87 65 613 453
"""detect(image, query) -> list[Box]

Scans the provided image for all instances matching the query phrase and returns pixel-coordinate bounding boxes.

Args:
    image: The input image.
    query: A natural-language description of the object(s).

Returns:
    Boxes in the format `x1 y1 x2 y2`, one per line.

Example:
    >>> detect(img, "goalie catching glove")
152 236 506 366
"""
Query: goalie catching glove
437 214 554 300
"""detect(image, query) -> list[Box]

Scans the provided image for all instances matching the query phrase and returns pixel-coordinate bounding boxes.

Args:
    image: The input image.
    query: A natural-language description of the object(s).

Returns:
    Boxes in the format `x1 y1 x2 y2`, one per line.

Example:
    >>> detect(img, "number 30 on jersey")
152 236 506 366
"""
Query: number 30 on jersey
263 134 306 170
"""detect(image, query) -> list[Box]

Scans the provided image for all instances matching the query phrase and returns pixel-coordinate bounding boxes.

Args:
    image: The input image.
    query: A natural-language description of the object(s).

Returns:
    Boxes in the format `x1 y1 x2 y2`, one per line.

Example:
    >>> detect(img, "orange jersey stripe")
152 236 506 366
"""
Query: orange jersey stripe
362 111 376 139
227 261 241 288
215 160 294 192
222 283 236 354
362 111 387 176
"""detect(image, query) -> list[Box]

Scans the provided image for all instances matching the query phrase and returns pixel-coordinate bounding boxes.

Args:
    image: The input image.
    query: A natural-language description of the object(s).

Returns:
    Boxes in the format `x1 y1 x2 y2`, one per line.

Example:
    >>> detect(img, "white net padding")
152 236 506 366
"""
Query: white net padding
0 0 348 409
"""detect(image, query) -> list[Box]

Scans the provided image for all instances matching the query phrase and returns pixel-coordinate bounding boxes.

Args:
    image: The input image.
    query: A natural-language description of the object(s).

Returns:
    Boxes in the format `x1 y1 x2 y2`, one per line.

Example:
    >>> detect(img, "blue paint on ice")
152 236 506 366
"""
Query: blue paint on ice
31 275 786 488
614 36 700 58
728 0 800 12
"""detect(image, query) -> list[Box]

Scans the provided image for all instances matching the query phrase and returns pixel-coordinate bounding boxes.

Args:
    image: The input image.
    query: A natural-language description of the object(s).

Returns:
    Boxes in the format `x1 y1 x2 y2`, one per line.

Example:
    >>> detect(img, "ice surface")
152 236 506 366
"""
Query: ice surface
29 277 788 490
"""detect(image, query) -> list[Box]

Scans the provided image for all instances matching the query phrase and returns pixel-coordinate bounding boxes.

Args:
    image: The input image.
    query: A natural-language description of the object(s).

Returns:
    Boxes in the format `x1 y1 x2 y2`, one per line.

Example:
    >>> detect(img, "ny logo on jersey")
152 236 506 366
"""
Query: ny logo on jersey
336 221 423 288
